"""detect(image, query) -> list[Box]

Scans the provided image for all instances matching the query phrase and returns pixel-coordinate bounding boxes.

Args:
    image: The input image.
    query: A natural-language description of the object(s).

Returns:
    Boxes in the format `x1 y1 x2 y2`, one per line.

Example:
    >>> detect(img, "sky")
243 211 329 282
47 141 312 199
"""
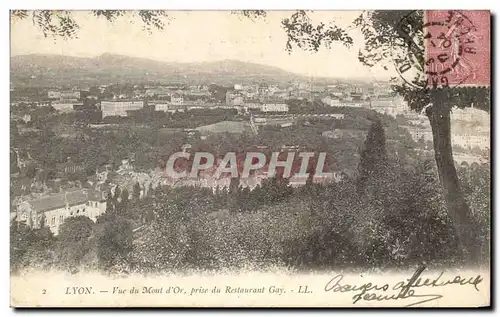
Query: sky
10 11 397 79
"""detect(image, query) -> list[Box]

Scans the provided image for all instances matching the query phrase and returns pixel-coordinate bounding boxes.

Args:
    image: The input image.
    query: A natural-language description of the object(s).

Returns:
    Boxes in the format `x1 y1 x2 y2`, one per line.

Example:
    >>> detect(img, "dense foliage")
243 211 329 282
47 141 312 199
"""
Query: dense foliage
11 121 490 274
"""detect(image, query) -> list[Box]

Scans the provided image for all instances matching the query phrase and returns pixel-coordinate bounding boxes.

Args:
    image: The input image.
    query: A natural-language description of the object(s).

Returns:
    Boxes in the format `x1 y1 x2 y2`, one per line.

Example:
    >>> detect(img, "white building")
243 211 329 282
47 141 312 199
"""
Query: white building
171 94 184 106
245 102 262 110
232 96 244 106
322 96 341 107
145 86 174 97
226 91 244 106
14 189 107 235
22 114 31 123
370 96 409 117
166 104 186 113
329 114 345 119
101 100 144 117
52 103 75 113
47 90 61 99
405 127 433 143
154 103 170 112
339 101 365 108
261 103 289 113
452 133 490 149
60 90 80 101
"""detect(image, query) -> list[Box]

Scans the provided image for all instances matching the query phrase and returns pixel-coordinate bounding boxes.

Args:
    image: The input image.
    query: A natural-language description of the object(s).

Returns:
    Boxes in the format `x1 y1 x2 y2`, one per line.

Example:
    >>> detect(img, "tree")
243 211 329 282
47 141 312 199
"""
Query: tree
105 192 115 214
56 216 94 269
113 185 121 202
58 216 94 243
129 199 190 272
10 10 168 39
10 218 57 272
252 9 488 261
381 160 461 267
25 163 37 179
147 183 154 198
238 10 488 261
133 182 141 201
351 11 488 261
259 177 294 206
95 214 133 270
154 184 164 198
10 149 20 174
356 119 388 194
117 188 130 214
10 221 36 272
227 178 241 212
11 10 354 56
39 213 47 229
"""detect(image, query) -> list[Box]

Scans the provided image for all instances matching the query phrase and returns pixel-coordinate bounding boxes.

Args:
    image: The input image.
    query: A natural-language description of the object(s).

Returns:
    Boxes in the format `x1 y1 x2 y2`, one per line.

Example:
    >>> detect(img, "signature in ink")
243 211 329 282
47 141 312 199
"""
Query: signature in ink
324 265 483 307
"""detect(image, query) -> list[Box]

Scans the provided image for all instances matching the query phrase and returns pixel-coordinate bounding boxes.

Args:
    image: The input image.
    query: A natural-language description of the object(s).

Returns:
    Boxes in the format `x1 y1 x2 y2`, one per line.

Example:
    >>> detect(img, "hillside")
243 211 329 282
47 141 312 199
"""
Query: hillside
10 53 308 87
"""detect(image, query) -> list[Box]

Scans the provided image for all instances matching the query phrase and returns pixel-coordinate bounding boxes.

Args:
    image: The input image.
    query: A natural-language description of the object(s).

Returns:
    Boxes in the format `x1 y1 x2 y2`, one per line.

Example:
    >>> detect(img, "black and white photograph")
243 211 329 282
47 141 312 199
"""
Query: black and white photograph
9 9 491 307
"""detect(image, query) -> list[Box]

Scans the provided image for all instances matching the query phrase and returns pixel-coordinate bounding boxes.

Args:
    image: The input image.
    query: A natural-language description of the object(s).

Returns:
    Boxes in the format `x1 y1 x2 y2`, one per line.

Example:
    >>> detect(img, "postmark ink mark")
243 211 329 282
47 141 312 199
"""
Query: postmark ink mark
392 10 489 89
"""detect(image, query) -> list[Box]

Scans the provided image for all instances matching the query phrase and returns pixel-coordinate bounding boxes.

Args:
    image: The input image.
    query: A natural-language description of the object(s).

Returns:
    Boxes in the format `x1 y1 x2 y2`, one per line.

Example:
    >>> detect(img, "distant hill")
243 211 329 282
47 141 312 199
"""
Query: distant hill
10 53 312 87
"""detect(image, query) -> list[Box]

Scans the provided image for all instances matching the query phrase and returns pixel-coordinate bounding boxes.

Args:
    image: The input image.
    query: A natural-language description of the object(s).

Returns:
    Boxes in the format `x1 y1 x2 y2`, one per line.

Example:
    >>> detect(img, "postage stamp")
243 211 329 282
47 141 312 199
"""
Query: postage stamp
423 10 490 88
394 10 490 89
9 10 491 308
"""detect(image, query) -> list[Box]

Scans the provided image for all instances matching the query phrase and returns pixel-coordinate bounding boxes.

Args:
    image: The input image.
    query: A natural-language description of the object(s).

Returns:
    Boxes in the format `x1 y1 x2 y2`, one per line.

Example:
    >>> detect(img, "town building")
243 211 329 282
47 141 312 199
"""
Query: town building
166 104 186 113
351 86 363 94
144 100 171 112
101 100 144 117
52 103 75 113
322 96 341 107
47 90 61 100
369 96 408 117
145 86 174 97
452 133 490 150
261 103 289 113
60 90 81 101
22 114 31 123
342 95 354 102
328 114 345 119
170 94 184 105
244 99 262 111
258 83 269 96
231 96 244 106
55 162 85 176
404 126 433 143
311 84 326 93
14 189 107 235
154 103 170 112
297 82 311 91
186 86 211 97
225 91 244 106
338 101 365 108
351 92 365 101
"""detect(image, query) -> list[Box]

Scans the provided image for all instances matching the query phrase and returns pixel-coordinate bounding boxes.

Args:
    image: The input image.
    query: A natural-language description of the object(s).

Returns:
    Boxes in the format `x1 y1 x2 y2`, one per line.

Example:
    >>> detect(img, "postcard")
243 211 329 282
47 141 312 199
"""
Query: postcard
10 10 490 307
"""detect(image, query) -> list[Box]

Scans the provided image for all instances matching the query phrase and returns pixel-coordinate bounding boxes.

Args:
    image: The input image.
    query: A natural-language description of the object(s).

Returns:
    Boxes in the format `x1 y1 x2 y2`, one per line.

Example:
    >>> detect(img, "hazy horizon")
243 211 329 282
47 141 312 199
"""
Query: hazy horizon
11 52 394 82
10 11 397 80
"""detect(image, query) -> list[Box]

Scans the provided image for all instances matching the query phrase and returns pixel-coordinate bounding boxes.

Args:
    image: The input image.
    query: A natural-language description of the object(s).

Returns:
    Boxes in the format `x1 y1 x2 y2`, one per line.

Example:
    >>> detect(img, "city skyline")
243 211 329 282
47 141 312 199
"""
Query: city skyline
10 10 397 80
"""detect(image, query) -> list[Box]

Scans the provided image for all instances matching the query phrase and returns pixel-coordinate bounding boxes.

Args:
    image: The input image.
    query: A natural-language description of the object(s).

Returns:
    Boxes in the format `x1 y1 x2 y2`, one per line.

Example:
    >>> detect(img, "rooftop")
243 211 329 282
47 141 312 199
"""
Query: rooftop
101 99 144 103
25 189 105 213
